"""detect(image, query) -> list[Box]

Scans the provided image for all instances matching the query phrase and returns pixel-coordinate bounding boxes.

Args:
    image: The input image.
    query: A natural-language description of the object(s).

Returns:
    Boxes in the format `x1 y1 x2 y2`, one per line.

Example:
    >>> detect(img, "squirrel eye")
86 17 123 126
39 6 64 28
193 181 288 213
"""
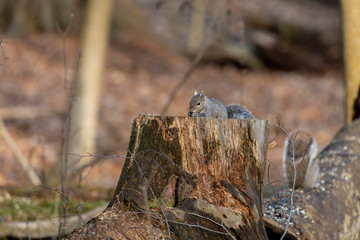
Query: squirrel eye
196 101 201 106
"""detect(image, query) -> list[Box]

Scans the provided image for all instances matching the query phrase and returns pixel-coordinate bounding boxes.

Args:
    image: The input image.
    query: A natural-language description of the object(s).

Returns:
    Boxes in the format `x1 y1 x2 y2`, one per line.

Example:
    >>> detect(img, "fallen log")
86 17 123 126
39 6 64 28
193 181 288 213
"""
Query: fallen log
0 205 106 239
263 120 360 239
156 0 341 71
65 114 269 239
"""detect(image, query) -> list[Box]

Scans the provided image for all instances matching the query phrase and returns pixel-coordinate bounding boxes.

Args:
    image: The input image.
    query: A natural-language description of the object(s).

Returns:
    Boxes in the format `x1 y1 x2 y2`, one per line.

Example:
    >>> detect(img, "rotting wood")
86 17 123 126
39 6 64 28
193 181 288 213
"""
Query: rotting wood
263 119 360 239
65 114 270 239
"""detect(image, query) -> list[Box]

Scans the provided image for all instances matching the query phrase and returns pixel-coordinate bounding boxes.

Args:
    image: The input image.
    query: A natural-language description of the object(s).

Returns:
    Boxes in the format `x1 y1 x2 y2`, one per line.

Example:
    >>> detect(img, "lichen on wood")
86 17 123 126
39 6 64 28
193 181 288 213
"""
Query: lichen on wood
66 114 269 239
107 114 269 239
263 120 360 239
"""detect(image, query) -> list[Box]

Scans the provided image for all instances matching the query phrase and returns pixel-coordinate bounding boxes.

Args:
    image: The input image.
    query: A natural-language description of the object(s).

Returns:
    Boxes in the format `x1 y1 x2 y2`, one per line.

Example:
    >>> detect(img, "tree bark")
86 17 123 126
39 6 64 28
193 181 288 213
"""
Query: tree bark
65 114 270 239
263 120 360 239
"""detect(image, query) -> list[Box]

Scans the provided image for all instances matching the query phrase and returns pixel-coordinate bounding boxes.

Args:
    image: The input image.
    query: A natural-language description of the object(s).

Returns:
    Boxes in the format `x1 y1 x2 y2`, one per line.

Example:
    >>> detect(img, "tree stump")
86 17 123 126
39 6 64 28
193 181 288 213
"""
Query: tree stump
65 114 269 239
263 119 360 239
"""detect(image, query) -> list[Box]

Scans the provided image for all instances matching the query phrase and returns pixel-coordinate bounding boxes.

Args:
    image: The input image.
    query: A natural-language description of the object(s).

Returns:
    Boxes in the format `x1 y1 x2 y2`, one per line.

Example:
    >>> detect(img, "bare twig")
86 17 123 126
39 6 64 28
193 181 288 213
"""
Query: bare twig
187 212 236 239
265 159 285 198
31 185 86 224
56 15 74 236
132 156 173 239
115 149 241 239
58 152 124 179
274 118 296 240
134 149 192 184
161 0 233 115
56 15 73 89
126 196 236 239
160 43 210 115
0 106 60 120
30 185 98 240
0 37 9 72
0 118 41 186
141 186 154 238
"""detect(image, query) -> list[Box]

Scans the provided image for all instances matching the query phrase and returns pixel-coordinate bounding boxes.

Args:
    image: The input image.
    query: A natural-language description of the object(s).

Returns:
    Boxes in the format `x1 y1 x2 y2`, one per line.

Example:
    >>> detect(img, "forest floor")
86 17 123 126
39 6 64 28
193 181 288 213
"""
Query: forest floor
0 33 344 201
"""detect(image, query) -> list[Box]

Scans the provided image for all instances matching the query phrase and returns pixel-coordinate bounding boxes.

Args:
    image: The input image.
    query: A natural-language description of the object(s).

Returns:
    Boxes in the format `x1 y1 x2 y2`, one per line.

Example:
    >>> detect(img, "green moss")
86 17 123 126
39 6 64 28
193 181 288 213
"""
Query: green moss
81 199 108 211
117 116 197 210
133 177 138 184
0 197 107 221
148 198 160 209
0 197 52 221
176 180 193 204
161 196 175 208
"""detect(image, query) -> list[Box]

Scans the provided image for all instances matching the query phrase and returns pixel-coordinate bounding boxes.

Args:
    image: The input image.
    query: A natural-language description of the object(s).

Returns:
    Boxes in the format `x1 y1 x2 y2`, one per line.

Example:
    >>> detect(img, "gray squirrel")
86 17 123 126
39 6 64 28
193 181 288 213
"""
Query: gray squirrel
188 90 254 119
283 130 319 189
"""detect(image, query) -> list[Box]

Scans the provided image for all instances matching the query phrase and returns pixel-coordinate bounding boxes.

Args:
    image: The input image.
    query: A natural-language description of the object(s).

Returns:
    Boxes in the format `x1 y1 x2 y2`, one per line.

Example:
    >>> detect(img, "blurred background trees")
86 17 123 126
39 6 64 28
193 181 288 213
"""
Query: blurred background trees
0 0 84 36
0 0 342 71
0 0 351 237
0 0 345 191
0 0 345 185
65 0 114 186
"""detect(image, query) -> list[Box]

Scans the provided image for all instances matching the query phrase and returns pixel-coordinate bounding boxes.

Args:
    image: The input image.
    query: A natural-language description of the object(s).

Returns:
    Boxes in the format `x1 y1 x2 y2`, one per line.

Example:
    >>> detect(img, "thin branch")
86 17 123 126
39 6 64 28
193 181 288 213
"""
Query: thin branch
265 160 282 198
187 212 236 239
274 117 296 240
134 149 192 184
0 37 9 72
0 118 41 186
56 15 73 236
132 156 173 239
117 149 239 239
0 106 60 120
30 185 97 240
160 43 210 115
56 15 73 89
58 152 124 178
126 199 235 239
31 185 86 225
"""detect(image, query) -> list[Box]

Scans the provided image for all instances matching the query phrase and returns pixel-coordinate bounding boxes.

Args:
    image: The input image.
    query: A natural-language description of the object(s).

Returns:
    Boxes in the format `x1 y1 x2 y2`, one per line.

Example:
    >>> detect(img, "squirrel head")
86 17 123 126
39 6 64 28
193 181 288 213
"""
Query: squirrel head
188 90 206 117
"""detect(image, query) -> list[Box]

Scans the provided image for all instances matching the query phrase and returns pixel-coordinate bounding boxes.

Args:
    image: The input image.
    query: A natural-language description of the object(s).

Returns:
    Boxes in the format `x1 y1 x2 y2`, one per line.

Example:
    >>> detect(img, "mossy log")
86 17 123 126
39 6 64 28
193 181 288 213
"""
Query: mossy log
65 114 269 239
264 120 360 239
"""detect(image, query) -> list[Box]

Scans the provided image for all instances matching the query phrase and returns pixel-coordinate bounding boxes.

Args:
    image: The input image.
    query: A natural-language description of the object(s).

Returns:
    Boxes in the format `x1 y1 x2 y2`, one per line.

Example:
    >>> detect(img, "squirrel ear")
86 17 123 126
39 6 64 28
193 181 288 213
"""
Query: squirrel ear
194 90 198 96
200 90 205 96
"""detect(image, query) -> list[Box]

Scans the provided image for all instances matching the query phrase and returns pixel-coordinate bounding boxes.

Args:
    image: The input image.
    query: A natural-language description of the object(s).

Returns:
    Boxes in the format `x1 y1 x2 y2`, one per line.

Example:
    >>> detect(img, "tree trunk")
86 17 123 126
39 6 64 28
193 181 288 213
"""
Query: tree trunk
187 0 205 54
65 114 270 239
341 0 360 122
63 0 114 177
263 120 360 239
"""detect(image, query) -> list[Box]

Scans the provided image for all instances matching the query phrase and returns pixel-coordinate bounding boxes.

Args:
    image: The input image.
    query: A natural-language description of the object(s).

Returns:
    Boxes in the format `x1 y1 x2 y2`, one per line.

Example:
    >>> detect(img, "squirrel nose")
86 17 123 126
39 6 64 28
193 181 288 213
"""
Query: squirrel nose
188 112 192 117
